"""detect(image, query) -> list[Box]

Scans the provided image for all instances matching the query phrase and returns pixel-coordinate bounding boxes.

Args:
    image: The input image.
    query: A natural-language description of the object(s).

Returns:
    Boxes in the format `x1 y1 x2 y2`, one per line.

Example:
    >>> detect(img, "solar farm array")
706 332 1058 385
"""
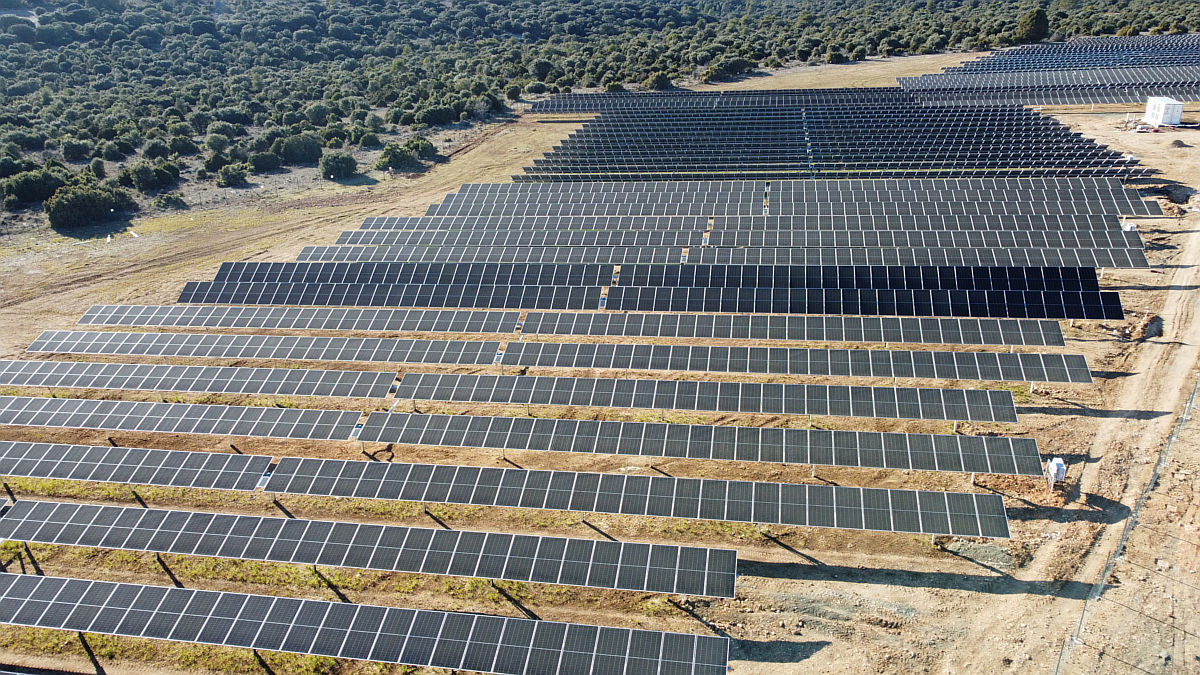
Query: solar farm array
520 93 1149 181
899 34 1200 104
0 69 1166 673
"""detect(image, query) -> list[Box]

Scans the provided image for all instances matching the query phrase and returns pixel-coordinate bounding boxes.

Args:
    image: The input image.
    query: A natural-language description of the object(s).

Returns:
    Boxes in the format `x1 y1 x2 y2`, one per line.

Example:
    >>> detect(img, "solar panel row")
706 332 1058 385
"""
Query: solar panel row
0 573 730 674
0 396 360 440
297 245 1148 268
518 313 1066 346
356 213 1126 232
0 360 394 399
210 262 1104 292
0 441 270 491
498 341 1092 383
75 305 1066 346
0 501 736 597
31 331 499 367
356 411 1043 475
394 372 1019 422
80 305 520 333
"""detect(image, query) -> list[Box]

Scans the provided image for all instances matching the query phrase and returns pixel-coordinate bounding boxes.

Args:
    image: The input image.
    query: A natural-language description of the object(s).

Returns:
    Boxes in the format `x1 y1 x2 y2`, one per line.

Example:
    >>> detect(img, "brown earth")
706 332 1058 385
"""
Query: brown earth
0 54 1197 674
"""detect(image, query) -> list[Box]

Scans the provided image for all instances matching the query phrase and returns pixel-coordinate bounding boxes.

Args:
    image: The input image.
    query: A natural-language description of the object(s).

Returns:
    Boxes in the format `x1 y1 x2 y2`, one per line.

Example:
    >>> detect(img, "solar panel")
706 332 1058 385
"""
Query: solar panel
345 212 1129 233
500 342 1092 383
30 331 500 367
0 396 359 440
0 441 270 491
0 360 395 399
356 412 1044 476
0 572 732 674
177 281 604 311
264 457 1010 537
519 313 1066 346
0 500 736 598
79 306 519 334
293 245 1147 268
394 373 1019 423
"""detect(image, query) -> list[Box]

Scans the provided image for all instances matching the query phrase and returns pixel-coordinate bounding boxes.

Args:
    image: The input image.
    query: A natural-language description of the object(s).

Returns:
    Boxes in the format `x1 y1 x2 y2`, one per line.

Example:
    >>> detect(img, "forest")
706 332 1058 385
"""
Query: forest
1 0 1199 229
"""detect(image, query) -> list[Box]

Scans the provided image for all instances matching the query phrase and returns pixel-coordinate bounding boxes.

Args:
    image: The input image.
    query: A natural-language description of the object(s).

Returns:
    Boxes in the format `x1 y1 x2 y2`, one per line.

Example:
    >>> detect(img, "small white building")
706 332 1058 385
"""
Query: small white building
1144 97 1184 127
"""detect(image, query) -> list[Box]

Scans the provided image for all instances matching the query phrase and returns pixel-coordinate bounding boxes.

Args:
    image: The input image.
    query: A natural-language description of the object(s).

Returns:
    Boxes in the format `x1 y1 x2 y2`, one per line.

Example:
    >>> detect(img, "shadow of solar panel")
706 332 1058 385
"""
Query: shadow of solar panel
262 457 1010 537
0 396 359 440
356 412 1043 476
0 500 736 598
0 573 731 674
393 373 1019 423
0 360 395 399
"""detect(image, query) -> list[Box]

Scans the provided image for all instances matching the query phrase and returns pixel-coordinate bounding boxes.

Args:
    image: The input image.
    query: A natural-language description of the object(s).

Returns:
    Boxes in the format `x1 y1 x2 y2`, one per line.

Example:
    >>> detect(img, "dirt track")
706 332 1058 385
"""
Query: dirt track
0 55 1197 674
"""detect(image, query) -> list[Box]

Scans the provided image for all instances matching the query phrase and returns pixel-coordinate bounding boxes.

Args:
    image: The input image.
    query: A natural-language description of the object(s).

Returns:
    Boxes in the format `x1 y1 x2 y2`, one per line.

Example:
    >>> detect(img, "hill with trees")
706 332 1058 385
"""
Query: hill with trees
2 0 1198 229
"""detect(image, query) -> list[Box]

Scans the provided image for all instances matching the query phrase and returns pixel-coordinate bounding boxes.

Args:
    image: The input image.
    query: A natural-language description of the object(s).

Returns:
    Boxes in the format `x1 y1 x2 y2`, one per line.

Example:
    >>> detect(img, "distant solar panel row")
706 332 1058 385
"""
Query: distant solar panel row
916 86 1200 106
354 212 1127 232
0 360 394 399
208 263 1103 292
395 373 1018 422
79 305 520 333
0 573 730 674
519 313 1066 346
334 228 1143 249
0 501 736 598
296 245 1148 268
266 457 1010 537
434 194 1151 217
901 65 1200 90
0 396 360 440
0 441 270 491
31 331 499 367
454 177 1130 194
179 281 1123 319
499 341 1091 383
72 305 1066 346
357 411 1043 476
941 34 1200 74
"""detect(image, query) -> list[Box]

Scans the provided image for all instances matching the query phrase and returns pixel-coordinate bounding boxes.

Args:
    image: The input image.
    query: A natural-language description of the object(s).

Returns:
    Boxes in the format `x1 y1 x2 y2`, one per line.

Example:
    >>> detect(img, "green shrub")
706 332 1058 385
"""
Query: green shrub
152 192 188 209
375 142 419 171
271 133 322 165
61 138 94 161
3 168 67 203
403 136 437 159
168 136 199 156
216 163 248 187
45 184 137 229
248 151 281 173
319 151 357 179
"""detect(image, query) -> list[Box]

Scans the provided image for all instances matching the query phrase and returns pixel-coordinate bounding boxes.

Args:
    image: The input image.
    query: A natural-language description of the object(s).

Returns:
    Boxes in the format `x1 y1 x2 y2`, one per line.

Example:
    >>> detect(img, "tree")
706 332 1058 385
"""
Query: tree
61 138 94 162
375 142 419 171
505 85 522 101
248 152 281 173
216 163 248 187
320 151 357 179
642 72 672 90
1016 8 1050 43
206 133 230 153
403 137 438 160
3 169 66 203
45 184 137 229
272 134 323 165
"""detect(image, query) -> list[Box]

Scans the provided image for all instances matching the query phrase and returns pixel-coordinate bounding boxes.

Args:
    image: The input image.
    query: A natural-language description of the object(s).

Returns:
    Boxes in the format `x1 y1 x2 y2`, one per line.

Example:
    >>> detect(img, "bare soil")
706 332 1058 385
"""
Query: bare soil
0 54 1197 675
